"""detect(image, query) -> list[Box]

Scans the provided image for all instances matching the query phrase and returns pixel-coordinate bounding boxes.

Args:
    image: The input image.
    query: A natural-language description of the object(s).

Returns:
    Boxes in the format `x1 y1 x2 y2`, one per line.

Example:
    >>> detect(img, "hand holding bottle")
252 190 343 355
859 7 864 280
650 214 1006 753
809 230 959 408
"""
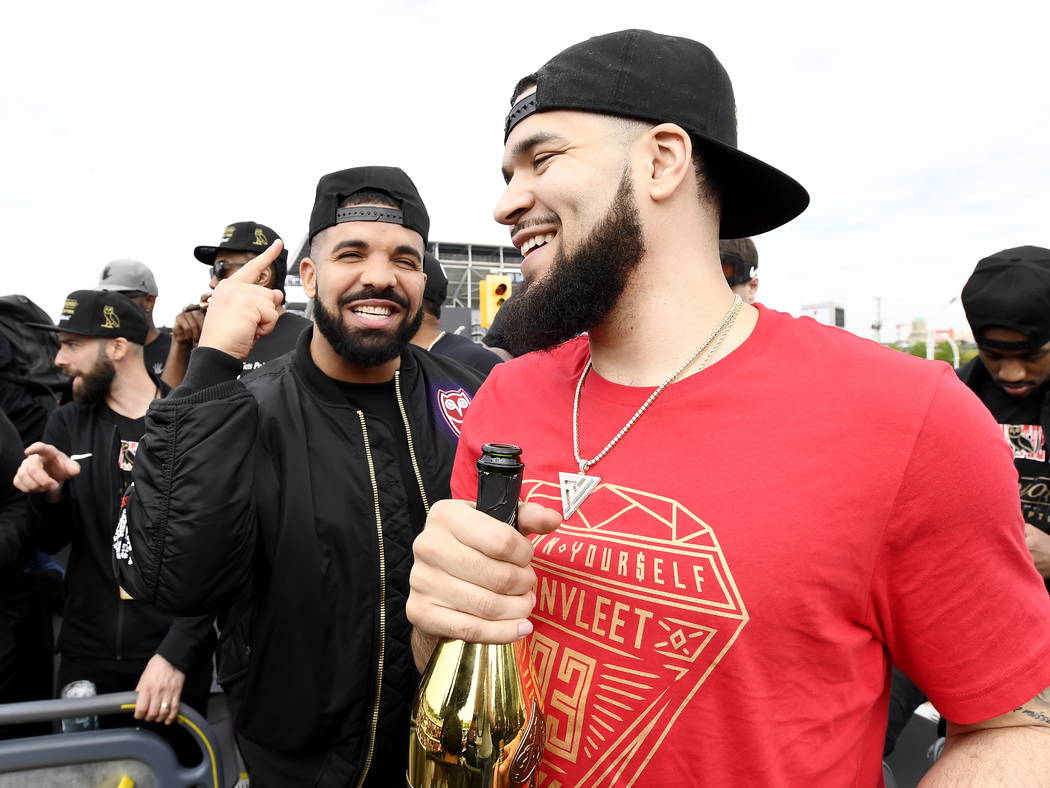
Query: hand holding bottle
407 495 561 650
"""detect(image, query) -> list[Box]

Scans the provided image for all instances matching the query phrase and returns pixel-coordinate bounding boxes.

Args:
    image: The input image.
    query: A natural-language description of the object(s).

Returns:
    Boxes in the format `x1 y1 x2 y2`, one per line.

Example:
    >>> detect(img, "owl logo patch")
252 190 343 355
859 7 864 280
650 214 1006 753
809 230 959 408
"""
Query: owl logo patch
437 388 471 436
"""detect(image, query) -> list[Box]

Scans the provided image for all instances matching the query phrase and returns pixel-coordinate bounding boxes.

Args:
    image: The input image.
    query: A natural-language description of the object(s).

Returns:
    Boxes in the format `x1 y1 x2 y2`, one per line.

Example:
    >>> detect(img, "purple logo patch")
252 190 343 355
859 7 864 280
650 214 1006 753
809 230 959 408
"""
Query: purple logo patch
437 388 471 436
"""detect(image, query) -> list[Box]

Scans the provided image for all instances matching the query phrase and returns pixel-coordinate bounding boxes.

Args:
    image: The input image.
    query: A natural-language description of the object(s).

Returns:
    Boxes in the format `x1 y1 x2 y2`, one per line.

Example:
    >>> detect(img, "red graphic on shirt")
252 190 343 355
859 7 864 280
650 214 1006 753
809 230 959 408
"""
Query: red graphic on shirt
521 478 748 788
1003 424 1045 461
437 388 471 436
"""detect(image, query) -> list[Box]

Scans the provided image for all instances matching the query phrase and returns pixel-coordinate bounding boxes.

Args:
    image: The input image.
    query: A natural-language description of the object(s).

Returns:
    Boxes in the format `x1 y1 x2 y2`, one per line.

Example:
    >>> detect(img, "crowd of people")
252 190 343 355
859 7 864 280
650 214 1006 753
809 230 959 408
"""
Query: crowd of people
2 27 1050 788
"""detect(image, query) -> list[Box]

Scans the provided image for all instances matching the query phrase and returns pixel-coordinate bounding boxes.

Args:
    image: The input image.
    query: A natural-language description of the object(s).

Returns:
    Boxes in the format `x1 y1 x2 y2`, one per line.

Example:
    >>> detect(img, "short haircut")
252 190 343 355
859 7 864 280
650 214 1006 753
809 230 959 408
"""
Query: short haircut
423 298 441 320
719 237 758 269
340 189 401 211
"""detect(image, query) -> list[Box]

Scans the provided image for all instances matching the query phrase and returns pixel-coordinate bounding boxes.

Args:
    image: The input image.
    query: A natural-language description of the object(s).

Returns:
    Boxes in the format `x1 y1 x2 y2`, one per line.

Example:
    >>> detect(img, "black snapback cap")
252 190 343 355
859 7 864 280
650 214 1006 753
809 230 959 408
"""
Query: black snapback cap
29 290 149 344
962 246 1050 350
504 29 809 239
308 166 430 244
423 252 448 304
193 221 288 268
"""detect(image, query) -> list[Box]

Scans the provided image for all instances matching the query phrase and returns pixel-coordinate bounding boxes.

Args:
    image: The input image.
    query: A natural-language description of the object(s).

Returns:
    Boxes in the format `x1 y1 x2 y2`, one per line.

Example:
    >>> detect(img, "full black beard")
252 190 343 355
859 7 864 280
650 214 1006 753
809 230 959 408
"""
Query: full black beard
499 169 645 356
313 285 424 367
73 348 116 405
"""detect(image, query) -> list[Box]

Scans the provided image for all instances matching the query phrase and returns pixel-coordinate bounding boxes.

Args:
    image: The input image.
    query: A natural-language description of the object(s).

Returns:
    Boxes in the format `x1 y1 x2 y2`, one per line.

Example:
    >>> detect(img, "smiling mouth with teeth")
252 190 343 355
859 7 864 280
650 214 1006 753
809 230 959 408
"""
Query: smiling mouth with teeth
520 232 556 256
350 305 394 321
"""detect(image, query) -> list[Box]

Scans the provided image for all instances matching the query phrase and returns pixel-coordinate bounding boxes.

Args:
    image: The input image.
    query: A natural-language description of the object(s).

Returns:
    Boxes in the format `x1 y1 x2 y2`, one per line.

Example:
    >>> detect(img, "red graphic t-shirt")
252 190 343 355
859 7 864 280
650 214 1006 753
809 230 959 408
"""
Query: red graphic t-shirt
452 306 1050 787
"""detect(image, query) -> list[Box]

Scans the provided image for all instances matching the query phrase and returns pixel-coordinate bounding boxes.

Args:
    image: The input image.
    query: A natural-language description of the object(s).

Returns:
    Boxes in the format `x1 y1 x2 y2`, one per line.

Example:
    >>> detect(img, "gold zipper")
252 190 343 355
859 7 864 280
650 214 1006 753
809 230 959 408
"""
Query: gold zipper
355 411 386 788
394 370 430 513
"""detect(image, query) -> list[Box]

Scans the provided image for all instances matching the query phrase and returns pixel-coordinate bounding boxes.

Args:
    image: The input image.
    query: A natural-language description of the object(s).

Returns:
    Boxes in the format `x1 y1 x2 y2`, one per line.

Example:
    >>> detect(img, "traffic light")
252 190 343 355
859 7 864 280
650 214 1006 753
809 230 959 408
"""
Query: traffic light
480 274 512 328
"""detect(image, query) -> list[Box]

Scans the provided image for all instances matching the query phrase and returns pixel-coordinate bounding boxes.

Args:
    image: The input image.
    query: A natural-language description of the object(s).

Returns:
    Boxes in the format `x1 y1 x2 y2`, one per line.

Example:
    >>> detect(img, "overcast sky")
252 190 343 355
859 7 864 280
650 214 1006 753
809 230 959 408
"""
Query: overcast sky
4 0 1047 342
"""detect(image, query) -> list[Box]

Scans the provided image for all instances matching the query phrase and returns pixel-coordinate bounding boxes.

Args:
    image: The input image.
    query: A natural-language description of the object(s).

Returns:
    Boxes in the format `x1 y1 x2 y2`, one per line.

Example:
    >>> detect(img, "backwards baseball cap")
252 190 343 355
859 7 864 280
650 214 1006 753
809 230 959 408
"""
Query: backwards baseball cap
28 290 149 344
193 221 288 267
423 252 448 304
719 238 758 286
504 29 809 239
962 246 1050 350
308 166 430 244
98 259 159 296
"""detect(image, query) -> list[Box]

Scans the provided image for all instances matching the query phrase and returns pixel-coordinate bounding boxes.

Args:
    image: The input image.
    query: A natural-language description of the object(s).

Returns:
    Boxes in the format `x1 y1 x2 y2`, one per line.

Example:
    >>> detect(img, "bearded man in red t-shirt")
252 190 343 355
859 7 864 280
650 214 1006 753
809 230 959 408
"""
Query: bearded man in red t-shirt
407 30 1050 787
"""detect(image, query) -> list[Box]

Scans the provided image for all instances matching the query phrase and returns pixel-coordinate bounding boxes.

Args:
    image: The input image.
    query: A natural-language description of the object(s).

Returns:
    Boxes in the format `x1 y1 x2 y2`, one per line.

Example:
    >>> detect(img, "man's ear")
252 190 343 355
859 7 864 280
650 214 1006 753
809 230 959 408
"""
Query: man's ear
747 277 759 302
142 294 156 313
256 266 275 289
300 258 317 299
108 337 129 362
642 123 694 203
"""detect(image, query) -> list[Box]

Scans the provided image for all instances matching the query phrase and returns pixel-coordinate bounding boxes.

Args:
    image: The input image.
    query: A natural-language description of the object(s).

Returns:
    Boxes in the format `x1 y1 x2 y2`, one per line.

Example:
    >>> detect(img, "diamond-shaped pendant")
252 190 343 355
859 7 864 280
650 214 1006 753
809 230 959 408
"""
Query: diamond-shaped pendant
559 471 602 520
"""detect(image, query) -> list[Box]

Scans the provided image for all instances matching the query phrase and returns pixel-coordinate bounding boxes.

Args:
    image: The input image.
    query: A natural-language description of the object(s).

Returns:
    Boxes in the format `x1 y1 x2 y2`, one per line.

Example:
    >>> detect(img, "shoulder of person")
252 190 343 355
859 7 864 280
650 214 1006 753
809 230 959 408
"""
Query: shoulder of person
490 334 586 379
408 344 485 392
771 308 952 388
955 356 983 387
240 351 295 389
280 311 312 327
50 398 92 424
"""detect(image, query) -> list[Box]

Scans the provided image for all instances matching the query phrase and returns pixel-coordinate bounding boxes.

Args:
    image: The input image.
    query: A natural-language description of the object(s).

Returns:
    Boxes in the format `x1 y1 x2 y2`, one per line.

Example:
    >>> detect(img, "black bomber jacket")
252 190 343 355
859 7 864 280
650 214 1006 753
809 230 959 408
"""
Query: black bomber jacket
116 328 483 785
30 392 215 673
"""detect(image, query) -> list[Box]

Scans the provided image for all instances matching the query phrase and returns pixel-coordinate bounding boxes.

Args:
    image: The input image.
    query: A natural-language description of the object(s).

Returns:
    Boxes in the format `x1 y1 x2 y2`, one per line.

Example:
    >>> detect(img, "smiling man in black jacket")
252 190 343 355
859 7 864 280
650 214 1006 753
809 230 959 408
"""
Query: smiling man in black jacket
14 290 214 725
114 167 484 787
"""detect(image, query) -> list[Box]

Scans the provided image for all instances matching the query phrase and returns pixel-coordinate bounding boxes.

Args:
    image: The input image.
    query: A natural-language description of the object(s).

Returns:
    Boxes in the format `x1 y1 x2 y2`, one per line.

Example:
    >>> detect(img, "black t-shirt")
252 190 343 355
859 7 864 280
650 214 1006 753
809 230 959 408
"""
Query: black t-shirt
242 312 312 374
975 377 1050 533
143 330 172 378
331 378 427 534
102 407 146 499
431 332 501 377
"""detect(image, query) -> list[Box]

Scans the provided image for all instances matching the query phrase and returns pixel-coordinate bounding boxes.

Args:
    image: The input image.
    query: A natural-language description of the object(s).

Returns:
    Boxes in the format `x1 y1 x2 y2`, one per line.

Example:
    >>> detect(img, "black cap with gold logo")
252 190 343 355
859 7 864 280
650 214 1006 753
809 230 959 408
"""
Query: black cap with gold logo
28 290 149 344
193 221 288 267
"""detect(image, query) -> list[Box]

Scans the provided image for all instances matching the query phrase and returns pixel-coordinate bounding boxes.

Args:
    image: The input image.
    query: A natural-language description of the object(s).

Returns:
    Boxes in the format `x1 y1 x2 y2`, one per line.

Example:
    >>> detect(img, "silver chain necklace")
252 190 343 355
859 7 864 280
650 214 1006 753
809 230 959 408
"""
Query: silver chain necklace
559 294 743 519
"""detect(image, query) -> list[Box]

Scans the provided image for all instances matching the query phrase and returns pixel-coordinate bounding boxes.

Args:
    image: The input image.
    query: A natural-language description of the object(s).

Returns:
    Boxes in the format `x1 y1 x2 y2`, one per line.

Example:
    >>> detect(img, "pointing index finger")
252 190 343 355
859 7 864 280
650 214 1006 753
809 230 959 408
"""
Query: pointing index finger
228 240 284 284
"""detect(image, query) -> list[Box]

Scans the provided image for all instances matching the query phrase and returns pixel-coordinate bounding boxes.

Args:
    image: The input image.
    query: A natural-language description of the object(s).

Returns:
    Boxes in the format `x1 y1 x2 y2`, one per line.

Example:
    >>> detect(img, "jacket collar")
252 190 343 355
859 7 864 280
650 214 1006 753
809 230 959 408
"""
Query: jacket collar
290 325 419 406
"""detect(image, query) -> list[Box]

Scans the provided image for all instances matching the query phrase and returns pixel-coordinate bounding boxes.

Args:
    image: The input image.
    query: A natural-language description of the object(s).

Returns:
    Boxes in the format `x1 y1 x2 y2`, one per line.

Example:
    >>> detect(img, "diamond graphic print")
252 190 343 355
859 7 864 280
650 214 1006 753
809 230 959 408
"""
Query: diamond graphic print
521 478 749 787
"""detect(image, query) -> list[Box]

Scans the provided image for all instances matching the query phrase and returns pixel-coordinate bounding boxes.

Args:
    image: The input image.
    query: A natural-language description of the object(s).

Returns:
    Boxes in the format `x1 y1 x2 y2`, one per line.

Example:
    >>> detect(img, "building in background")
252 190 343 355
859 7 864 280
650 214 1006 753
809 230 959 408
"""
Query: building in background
801 301 845 329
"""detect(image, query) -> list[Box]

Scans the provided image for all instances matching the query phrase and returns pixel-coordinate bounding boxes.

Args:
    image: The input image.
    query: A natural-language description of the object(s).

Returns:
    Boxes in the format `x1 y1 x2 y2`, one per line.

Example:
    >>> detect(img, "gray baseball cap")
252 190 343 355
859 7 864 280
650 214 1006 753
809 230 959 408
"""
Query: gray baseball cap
98 259 158 296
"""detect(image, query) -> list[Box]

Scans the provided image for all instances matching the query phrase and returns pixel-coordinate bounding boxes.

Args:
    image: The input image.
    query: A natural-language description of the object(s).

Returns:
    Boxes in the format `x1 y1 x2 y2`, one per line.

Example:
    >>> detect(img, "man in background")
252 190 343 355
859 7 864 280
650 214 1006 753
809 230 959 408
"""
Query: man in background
720 237 759 303
14 290 214 726
411 253 501 376
98 259 171 377
164 221 310 385
960 245 1050 587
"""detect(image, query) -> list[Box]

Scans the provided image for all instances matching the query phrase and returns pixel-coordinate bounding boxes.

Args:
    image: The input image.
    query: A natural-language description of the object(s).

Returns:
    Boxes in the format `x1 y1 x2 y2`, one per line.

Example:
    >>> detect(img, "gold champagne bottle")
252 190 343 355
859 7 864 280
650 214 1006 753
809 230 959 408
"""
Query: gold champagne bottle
407 443 546 788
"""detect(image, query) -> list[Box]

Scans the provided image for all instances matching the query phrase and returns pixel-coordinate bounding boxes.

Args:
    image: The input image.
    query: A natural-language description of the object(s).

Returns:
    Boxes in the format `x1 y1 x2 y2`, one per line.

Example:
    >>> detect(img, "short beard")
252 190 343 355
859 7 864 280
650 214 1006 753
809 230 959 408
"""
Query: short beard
73 347 116 405
313 285 423 368
499 169 645 355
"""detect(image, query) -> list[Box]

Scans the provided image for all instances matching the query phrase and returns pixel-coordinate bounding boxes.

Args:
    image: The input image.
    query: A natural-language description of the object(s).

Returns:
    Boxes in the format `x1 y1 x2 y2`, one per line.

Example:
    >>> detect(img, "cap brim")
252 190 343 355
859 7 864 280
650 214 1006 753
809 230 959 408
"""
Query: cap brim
695 137 810 239
194 245 289 266
194 246 219 265
25 322 100 337
98 283 157 295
